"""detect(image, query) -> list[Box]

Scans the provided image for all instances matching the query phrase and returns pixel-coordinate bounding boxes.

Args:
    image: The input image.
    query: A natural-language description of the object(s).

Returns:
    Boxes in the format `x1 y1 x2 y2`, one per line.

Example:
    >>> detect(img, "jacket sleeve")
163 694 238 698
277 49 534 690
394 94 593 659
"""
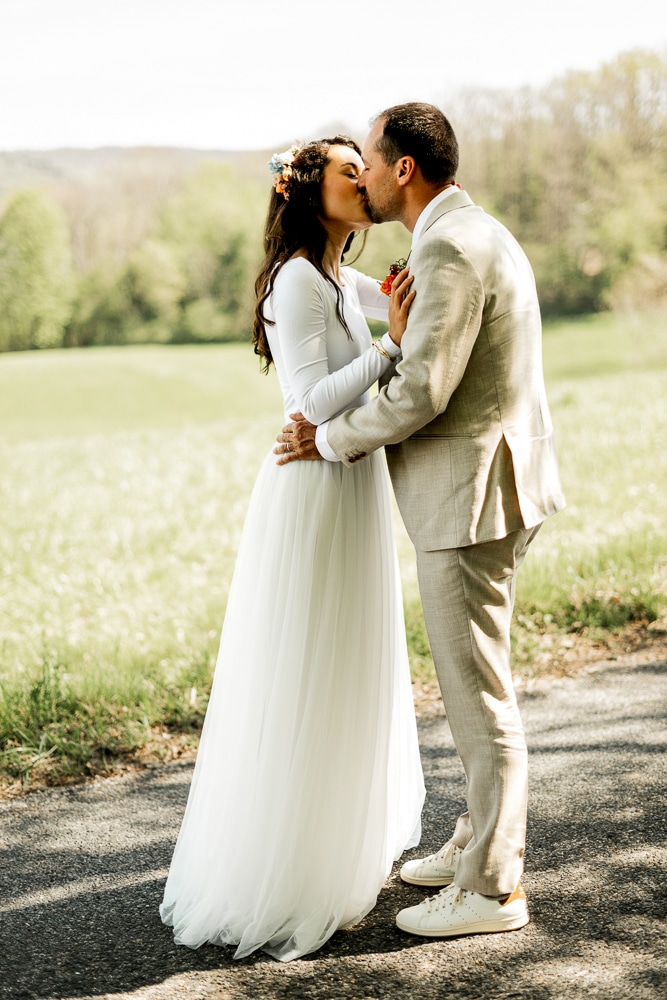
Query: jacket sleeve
327 236 484 465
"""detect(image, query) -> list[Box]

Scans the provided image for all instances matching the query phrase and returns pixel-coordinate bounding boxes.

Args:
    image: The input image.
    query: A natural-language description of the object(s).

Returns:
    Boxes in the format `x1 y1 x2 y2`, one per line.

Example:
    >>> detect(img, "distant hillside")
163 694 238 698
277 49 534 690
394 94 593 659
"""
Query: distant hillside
0 124 358 201
0 146 276 202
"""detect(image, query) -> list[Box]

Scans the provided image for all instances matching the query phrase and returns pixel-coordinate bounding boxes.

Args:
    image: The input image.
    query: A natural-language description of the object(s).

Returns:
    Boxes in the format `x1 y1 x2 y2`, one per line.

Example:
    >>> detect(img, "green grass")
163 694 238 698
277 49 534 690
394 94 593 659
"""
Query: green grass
0 343 281 440
1 316 666 787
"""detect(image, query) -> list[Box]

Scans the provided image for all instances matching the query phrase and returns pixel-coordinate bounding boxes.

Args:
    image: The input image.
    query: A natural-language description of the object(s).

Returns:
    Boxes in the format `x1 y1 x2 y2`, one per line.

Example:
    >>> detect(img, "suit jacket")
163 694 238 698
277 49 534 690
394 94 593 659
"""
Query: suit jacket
327 190 566 551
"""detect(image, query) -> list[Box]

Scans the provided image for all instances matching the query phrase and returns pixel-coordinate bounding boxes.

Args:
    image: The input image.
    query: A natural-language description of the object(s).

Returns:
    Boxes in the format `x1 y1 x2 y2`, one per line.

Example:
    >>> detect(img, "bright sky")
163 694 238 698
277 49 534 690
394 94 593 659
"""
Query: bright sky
1 0 665 151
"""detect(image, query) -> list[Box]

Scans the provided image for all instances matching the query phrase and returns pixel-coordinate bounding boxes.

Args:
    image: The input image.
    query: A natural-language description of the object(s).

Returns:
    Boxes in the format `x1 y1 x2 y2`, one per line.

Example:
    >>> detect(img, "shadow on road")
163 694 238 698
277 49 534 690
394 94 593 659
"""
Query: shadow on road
1 658 665 1000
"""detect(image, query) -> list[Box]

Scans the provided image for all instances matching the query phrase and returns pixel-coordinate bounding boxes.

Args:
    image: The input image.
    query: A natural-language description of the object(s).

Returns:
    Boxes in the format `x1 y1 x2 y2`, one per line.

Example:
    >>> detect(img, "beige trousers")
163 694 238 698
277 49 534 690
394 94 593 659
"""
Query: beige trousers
415 525 541 896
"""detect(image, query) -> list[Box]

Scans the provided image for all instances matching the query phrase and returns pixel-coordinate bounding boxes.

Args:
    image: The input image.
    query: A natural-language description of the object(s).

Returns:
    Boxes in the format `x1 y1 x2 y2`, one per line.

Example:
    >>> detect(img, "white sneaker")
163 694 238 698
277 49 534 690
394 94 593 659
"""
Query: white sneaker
400 839 463 887
396 882 529 938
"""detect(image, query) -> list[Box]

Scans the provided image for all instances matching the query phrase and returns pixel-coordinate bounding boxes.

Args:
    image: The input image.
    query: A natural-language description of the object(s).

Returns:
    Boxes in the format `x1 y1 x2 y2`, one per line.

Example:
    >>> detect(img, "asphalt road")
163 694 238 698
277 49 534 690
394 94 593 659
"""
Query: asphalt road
1 649 665 1000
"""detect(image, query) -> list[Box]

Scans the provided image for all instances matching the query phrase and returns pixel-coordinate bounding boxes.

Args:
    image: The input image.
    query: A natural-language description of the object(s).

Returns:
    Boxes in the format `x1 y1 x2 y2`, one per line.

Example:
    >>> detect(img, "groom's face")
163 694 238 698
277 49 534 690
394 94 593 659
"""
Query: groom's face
359 122 402 224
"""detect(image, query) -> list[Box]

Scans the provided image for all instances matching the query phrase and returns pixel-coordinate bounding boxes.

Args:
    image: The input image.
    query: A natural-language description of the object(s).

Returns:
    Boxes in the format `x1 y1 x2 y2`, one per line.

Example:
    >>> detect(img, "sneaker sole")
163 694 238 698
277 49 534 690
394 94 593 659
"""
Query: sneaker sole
395 912 530 937
400 872 456 887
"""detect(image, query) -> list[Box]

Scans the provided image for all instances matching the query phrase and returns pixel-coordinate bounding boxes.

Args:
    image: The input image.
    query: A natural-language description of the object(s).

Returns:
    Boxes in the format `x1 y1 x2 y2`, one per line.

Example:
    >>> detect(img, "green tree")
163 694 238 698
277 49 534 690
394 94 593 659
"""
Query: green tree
0 189 74 350
158 163 265 342
454 48 667 314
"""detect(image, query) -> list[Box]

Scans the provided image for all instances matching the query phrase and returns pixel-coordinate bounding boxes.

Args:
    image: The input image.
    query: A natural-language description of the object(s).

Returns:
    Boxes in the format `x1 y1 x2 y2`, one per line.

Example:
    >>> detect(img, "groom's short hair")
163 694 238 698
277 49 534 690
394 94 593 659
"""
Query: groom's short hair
372 102 459 186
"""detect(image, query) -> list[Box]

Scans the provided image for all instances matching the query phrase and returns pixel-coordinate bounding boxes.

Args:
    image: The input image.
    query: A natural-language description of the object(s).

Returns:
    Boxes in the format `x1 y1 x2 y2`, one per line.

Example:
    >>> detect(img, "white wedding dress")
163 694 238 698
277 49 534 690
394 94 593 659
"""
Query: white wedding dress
160 259 425 962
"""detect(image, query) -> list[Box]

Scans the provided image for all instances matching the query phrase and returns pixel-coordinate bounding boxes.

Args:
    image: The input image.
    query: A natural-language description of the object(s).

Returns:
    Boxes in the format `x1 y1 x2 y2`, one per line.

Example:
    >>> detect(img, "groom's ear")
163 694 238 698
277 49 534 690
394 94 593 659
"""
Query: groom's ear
396 156 417 187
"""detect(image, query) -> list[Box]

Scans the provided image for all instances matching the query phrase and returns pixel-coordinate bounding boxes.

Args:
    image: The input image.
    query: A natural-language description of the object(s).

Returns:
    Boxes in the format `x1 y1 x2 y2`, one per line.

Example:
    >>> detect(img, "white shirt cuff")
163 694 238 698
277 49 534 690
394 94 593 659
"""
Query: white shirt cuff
380 331 402 358
316 421 339 462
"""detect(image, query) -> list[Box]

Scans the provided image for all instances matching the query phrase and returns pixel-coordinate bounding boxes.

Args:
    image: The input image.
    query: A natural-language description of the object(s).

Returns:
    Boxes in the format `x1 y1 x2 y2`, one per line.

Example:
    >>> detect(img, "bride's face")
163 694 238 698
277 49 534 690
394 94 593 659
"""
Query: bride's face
319 145 372 232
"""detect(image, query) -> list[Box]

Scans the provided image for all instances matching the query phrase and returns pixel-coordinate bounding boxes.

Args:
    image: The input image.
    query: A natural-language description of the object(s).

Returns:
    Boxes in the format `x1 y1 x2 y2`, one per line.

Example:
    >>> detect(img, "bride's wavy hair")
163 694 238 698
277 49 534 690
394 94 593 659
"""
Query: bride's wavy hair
253 136 367 372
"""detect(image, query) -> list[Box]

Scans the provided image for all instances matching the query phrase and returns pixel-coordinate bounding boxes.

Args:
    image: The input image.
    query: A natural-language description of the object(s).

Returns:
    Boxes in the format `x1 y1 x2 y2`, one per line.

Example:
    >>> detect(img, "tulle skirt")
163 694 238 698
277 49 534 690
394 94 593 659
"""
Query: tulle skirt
160 448 424 961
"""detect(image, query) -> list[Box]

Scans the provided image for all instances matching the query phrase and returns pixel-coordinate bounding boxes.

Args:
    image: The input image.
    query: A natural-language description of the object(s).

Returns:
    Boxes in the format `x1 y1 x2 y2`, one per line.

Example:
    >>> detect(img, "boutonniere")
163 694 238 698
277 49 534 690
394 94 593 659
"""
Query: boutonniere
380 258 408 295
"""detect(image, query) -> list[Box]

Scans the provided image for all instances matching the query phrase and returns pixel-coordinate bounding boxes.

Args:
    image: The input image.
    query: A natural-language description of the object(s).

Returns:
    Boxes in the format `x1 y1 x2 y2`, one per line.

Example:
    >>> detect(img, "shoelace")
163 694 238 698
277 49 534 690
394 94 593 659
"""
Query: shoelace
424 884 465 913
424 840 458 868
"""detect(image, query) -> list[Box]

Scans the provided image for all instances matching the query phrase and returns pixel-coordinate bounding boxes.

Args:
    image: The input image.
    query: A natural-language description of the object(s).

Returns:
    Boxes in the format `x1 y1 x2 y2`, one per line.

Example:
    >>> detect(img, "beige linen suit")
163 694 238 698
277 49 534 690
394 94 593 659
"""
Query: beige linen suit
327 190 565 895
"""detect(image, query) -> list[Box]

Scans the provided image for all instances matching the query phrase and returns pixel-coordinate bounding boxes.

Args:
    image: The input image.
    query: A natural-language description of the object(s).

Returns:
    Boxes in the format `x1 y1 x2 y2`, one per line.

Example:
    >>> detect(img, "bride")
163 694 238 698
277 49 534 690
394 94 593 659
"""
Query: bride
160 135 425 962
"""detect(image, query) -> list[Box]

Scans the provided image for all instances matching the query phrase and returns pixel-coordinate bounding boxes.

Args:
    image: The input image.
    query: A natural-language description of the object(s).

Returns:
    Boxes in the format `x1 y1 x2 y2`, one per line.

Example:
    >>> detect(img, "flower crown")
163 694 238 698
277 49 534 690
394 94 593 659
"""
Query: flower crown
268 145 301 199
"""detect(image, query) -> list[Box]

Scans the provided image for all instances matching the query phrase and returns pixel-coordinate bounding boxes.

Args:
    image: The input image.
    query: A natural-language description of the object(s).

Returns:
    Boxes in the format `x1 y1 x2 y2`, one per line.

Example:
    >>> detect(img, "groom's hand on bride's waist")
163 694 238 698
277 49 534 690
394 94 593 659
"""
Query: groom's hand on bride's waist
275 413 321 464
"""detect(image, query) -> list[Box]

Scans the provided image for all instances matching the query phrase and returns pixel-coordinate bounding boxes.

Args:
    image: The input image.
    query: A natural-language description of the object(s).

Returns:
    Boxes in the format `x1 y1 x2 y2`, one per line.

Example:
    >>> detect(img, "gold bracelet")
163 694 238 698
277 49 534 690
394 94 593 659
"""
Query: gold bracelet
373 340 393 361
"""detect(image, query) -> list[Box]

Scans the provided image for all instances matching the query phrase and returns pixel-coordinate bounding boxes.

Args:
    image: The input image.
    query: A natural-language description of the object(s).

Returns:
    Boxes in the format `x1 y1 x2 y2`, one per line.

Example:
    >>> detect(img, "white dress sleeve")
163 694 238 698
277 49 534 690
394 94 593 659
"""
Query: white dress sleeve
270 260 399 426
344 268 390 321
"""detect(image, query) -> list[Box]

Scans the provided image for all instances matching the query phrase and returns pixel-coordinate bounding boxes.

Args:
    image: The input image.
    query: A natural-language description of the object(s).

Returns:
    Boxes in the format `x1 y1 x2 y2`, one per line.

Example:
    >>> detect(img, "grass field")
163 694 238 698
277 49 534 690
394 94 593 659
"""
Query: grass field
1 311 666 787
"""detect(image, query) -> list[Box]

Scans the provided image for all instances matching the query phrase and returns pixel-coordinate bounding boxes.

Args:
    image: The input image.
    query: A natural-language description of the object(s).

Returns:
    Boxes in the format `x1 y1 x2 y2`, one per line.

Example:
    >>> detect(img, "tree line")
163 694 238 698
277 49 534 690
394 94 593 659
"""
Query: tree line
0 48 665 353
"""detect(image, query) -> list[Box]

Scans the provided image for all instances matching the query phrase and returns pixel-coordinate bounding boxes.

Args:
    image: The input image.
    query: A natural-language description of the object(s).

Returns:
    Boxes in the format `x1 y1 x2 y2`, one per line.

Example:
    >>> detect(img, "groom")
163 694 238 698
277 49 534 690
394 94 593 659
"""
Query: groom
277 102 565 937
